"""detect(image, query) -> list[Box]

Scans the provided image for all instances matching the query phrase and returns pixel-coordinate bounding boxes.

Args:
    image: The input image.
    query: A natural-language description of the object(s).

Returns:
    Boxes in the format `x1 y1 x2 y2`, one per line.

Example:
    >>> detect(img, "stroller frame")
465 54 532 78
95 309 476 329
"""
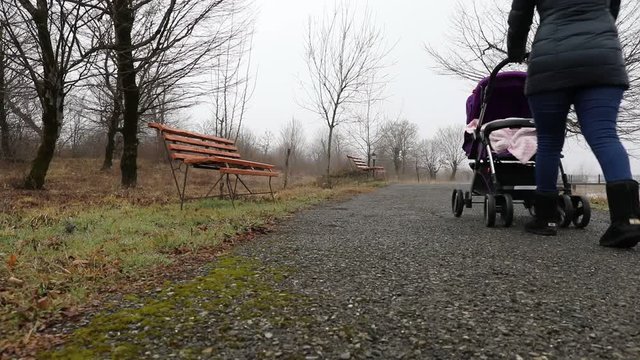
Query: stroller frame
452 58 591 229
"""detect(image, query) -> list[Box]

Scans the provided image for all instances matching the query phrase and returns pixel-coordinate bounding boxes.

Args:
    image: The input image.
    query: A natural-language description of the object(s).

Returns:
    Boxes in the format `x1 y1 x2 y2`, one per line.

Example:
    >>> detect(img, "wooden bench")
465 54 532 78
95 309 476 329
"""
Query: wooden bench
149 122 278 208
347 155 385 179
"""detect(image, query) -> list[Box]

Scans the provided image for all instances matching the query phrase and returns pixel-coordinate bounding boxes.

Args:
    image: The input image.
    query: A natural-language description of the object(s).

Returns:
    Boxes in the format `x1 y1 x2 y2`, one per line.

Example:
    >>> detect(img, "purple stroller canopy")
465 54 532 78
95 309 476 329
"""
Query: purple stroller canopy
463 71 531 158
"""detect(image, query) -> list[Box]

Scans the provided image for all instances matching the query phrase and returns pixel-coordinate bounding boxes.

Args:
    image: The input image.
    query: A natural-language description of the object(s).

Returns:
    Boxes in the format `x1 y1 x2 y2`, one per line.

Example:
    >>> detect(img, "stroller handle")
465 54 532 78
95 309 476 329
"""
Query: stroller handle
483 54 529 103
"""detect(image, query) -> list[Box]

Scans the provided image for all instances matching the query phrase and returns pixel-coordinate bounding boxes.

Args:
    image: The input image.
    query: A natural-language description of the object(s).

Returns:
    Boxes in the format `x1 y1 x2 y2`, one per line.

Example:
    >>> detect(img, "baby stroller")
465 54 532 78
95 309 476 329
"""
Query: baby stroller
451 58 591 228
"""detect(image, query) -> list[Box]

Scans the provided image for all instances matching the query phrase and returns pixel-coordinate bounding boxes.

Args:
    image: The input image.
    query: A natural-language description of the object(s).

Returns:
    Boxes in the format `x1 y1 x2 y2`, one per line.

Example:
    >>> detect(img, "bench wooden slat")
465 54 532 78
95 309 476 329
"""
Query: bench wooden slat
183 155 275 169
168 144 241 159
164 134 239 152
219 168 279 177
149 122 235 145
171 153 224 165
347 155 385 173
212 157 275 169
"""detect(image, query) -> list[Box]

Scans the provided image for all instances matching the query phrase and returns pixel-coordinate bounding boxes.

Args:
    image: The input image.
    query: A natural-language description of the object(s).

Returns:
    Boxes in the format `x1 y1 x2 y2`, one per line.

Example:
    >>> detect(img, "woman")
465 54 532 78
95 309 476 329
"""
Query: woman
507 0 640 248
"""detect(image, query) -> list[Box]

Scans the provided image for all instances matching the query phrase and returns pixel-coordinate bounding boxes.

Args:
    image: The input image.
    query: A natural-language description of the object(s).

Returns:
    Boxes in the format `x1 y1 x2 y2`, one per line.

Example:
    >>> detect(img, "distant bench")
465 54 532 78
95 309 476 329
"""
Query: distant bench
149 122 278 208
347 155 385 178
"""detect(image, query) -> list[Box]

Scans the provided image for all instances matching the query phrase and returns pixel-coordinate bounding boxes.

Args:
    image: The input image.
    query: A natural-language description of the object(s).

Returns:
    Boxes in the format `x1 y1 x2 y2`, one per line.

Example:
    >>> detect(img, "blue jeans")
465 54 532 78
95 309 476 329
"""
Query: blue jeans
528 87 631 192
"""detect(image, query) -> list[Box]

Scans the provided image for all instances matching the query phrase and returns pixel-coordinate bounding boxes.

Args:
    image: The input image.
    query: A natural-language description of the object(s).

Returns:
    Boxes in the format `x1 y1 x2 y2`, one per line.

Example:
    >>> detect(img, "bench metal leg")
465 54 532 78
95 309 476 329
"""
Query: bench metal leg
236 175 252 194
233 175 240 197
205 174 225 198
180 166 189 210
269 177 275 201
225 174 236 208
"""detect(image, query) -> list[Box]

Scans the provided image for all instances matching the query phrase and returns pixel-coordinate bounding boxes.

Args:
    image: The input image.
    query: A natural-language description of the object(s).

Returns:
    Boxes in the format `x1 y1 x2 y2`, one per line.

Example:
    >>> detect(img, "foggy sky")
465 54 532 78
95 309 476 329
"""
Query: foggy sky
190 0 640 175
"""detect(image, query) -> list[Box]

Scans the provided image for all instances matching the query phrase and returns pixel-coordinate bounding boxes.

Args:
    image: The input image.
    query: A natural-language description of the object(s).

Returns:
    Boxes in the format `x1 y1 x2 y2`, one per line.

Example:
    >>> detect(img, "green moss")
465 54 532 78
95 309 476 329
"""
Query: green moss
40 256 307 359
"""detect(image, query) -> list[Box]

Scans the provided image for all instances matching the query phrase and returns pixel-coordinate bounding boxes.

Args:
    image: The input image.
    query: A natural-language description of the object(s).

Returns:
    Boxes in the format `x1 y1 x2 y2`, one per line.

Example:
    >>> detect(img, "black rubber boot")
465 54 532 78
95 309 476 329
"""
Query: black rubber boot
600 180 640 248
525 192 559 236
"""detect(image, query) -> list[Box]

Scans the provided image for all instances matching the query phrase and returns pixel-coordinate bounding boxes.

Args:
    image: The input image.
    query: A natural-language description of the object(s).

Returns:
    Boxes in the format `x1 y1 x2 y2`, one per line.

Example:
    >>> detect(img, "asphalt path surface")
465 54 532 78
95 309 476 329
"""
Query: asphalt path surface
236 183 640 359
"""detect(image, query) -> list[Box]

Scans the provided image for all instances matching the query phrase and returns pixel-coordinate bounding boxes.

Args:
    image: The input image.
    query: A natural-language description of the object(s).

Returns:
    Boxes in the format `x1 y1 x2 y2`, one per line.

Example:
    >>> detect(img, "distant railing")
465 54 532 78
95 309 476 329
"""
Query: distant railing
566 174 640 185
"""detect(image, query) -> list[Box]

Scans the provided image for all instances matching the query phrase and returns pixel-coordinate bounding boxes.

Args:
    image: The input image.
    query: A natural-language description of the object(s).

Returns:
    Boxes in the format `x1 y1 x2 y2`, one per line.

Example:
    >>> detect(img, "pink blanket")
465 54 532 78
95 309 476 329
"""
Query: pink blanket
465 119 537 164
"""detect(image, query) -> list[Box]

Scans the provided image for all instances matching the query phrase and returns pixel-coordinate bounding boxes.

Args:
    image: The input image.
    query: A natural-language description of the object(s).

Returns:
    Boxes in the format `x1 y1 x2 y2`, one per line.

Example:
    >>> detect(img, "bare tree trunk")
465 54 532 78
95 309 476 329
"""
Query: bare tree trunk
450 165 458 182
114 0 139 188
393 148 401 180
102 122 118 170
0 34 10 159
326 126 334 188
102 87 122 170
21 3 64 189
283 148 291 189
25 91 63 189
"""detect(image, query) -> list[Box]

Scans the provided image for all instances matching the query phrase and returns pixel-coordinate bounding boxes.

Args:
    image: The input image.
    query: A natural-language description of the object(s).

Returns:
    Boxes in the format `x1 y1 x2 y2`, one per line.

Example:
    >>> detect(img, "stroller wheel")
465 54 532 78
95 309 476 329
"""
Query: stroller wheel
499 194 514 228
571 195 591 228
558 194 574 228
484 194 496 227
464 191 472 208
452 189 464 217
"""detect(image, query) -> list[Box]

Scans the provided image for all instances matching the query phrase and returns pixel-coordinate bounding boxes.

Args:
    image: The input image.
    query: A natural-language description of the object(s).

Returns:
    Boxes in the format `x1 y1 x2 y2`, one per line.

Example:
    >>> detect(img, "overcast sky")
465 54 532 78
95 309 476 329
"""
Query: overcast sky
190 0 640 175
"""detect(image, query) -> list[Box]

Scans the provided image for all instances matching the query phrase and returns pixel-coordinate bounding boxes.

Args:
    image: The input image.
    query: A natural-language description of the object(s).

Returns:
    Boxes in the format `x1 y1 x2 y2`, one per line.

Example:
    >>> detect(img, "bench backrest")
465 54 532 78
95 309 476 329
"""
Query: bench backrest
347 155 370 170
149 122 242 161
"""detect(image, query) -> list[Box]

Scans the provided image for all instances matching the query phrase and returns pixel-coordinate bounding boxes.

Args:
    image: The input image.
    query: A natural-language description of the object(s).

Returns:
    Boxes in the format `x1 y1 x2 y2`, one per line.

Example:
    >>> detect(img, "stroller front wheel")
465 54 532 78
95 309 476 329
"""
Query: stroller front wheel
571 195 591 228
452 189 464 217
499 194 514 228
484 194 497 227
558 195 574 228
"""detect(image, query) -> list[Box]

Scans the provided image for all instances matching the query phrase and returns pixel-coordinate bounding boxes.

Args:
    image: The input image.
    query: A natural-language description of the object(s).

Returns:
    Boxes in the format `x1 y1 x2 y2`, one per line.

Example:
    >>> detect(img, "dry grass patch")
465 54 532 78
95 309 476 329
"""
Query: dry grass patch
0 158 386 355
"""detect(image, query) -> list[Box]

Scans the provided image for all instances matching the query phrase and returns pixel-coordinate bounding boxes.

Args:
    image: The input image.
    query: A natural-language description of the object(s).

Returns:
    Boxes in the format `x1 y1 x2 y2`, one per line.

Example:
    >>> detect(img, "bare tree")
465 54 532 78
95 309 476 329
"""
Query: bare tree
77 48 124 170
418 138 444 181
81 0 240 187
380 118 419 179
436 125 467 181
235 127 257 159
209 11 255 141
4 71 42 139
278 118 305 189
303 2 389 186
427 0 640 140
1 0 100 188
347 73 386 166
258 130 274 157
0 25 8 159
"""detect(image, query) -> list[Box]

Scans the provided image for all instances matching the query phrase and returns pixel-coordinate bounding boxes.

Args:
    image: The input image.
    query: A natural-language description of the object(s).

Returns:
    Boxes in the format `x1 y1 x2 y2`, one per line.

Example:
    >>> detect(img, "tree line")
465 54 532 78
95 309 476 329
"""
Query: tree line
0 0 250 189
0 0 473 191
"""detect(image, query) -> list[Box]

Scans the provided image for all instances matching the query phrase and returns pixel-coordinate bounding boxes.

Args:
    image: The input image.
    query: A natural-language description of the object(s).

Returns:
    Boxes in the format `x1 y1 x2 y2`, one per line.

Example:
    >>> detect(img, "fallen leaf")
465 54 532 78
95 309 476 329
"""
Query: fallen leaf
6 254 17 270
71 259 89 266
8 277 24 287
36 297 50 310
61 307 80 318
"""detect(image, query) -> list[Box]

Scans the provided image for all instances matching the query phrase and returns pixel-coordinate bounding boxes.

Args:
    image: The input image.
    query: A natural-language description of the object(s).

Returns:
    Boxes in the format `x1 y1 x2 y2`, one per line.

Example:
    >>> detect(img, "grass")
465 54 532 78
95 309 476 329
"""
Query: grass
0 158 386 354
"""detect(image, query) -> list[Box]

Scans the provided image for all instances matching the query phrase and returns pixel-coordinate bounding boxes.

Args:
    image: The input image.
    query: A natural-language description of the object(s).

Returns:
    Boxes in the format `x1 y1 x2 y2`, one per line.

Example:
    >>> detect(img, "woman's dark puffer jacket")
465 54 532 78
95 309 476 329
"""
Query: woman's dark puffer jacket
507 0 629 95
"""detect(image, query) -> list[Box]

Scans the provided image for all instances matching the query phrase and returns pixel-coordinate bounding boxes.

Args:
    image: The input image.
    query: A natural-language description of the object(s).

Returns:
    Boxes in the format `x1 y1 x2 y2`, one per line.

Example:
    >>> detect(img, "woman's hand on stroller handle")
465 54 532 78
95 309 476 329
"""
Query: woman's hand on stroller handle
509 52 530 64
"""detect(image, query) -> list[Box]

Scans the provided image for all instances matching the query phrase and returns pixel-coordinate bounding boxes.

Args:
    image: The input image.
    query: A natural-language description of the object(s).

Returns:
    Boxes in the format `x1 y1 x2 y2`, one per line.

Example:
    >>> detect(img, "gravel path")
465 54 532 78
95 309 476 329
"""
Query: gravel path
236 184 640 359
51 184 640 359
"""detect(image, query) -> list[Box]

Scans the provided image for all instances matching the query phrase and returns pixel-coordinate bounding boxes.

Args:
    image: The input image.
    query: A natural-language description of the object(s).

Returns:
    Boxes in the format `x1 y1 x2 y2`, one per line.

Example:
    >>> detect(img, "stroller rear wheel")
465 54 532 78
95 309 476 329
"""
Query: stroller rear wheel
558 195 574 228
571 195 591 228
499 194 514 228
484 194 497 227
452 189 464 217
464 191 472 208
